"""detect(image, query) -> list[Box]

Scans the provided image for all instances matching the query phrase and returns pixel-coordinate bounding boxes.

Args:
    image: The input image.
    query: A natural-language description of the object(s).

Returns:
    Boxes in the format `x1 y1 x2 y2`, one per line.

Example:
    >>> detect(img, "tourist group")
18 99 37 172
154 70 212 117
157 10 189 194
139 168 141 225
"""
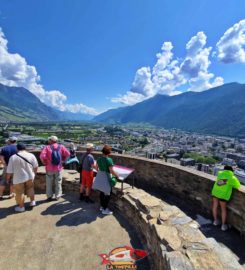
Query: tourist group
0 136 119 216
0 136 240 228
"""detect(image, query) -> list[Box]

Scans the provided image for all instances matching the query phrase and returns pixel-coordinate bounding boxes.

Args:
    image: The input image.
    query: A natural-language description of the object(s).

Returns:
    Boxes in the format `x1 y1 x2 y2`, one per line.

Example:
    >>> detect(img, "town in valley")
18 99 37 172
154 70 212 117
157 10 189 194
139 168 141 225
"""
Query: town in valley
0 122 244 184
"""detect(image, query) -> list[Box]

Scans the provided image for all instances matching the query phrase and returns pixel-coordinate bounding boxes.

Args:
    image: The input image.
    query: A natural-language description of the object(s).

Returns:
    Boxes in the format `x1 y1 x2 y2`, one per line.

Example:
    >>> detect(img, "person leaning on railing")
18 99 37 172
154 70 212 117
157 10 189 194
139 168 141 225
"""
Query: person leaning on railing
211 165 240 231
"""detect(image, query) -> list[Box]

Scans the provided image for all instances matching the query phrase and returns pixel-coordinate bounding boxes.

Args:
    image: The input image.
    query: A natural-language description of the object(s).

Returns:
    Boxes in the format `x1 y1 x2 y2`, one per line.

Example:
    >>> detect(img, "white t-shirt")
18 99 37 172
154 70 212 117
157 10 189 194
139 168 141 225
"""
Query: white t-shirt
7 151 38 184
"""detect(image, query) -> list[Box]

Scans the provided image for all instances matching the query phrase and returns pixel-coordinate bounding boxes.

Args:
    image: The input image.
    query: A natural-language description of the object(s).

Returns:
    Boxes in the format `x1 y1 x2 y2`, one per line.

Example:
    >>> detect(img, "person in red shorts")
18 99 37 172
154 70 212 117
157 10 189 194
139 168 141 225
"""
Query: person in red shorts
79 143 96 203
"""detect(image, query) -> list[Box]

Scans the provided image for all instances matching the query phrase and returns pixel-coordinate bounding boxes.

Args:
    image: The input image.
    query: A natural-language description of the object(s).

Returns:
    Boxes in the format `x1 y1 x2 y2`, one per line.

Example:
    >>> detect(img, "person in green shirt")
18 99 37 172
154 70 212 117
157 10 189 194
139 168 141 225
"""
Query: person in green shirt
95 145 119 215
211 165 240 231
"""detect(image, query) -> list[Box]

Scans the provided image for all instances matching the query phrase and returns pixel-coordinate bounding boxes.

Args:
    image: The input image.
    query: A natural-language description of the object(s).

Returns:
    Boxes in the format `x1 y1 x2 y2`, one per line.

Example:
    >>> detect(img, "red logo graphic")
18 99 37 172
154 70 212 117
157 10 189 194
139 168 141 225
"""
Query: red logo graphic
99 246 148 270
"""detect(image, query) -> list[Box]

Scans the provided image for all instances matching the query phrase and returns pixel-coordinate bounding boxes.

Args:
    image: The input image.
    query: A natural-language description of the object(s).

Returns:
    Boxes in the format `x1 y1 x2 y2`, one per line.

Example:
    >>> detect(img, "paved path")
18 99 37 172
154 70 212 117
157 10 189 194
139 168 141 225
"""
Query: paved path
0 194 150 270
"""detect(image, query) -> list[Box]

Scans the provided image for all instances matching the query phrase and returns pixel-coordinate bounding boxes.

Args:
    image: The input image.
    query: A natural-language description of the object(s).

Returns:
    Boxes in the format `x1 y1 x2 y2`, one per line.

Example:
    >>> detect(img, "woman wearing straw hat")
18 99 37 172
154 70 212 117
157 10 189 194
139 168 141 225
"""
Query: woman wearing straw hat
79 143 96 203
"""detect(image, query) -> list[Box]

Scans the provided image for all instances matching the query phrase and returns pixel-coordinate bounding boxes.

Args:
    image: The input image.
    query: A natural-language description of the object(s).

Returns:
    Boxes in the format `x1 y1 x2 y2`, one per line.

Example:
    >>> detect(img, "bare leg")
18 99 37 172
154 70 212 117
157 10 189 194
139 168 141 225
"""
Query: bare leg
9 184 14 197
212 197 219 221
219 201 227 225
85 186 94 203
18 194 25 208
80 184 85 193
0 185 5 197
29 194 35 202
85 187 91 197
79 184 85 200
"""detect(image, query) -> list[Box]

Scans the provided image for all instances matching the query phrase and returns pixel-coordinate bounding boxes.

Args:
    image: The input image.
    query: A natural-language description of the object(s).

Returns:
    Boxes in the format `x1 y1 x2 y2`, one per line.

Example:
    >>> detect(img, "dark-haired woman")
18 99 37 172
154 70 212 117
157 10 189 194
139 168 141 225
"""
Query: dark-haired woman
211 165 240 231
96 145 119 215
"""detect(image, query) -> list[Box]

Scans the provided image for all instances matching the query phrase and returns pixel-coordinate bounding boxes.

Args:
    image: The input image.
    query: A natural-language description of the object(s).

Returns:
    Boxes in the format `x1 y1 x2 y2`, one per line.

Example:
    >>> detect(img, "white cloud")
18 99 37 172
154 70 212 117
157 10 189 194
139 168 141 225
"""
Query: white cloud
188 73 224 92
216 19 245 63
212 76 224 87
153 42 173 77
169 90 182 96
111 91 146 105
180 32 213 81
0 27 98 115
186 31 207 56
181 31 223 92
181 47 212 78
151 42 182 95
61 103 98 115
112 31 224 105
130 66 154 97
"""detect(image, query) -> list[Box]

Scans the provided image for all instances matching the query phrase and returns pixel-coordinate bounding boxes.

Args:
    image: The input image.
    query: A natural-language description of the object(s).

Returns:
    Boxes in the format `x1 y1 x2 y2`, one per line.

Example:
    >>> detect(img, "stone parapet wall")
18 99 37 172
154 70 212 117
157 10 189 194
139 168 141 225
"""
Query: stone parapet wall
32 151 245 234
34 167 80 193
112 185 242 270
92 153 245 235
35 168 243 270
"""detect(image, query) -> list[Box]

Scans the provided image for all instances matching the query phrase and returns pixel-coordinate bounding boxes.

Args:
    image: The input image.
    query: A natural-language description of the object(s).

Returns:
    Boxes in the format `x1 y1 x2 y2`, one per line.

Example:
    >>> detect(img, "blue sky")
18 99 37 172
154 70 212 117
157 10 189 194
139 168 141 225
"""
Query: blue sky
0 0 244 114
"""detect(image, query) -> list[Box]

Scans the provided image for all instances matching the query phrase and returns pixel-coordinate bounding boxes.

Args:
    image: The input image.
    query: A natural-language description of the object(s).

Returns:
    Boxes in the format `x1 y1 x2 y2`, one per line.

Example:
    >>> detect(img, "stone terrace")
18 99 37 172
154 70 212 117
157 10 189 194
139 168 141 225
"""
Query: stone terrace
35 167 244 269
0 193 150 270
1 152 245 269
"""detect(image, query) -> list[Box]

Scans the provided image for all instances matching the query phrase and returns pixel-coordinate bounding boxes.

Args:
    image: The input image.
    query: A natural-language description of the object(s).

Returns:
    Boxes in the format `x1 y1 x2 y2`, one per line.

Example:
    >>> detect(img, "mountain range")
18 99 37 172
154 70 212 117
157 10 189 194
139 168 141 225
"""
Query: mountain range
94 83 245 137
0 83 59 122
0 84 92 122
1 82 245 137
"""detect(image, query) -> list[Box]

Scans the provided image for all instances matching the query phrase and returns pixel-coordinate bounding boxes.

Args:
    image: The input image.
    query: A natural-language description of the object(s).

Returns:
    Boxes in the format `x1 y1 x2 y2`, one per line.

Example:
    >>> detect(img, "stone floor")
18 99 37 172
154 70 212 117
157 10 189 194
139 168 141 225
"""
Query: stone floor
0 194 150 270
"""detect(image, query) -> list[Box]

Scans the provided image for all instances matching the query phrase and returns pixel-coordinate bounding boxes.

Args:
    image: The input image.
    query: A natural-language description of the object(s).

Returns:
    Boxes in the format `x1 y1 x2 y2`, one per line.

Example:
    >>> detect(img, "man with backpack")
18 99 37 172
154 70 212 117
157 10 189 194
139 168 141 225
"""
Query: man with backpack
40 136 70 201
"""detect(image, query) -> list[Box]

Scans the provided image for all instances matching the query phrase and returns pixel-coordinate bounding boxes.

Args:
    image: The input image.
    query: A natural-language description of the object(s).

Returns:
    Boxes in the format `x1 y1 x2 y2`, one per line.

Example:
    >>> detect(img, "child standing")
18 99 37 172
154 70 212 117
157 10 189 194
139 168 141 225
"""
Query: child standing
212 165 240 231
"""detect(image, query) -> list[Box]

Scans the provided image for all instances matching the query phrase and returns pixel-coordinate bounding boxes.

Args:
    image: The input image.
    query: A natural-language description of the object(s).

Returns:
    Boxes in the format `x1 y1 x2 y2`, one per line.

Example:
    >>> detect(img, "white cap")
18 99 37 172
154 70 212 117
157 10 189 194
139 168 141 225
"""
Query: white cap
86 143 94 149
48 135 58 142
9 136 18 142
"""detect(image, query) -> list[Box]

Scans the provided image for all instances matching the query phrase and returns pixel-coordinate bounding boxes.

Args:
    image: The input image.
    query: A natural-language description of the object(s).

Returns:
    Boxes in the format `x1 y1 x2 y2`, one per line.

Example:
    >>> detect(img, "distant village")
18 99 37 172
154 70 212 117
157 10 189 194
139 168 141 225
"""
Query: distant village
0 122 245 184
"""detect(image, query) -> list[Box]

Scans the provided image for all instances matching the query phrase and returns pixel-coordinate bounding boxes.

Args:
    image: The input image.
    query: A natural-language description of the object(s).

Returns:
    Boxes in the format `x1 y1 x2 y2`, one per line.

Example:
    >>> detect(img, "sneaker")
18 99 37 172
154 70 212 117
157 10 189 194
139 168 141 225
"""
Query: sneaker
15 206 25 212
79 193 85 201
213 219 220 226
30 201 36 207
9 193 15 199
221 224 228 231
85 197 95 204
102 208 113 215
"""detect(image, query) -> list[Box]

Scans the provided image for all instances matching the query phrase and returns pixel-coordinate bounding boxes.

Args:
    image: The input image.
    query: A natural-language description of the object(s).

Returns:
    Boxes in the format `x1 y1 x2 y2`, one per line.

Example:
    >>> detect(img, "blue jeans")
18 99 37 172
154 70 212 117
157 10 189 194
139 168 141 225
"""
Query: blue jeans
46 171 62 199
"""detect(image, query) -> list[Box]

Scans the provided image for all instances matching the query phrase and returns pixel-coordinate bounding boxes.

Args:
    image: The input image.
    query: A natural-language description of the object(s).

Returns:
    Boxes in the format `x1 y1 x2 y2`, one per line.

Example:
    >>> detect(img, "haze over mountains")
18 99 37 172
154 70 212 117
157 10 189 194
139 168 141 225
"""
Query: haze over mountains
94 83 245 137
1 82 245 137
0 84 93 122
